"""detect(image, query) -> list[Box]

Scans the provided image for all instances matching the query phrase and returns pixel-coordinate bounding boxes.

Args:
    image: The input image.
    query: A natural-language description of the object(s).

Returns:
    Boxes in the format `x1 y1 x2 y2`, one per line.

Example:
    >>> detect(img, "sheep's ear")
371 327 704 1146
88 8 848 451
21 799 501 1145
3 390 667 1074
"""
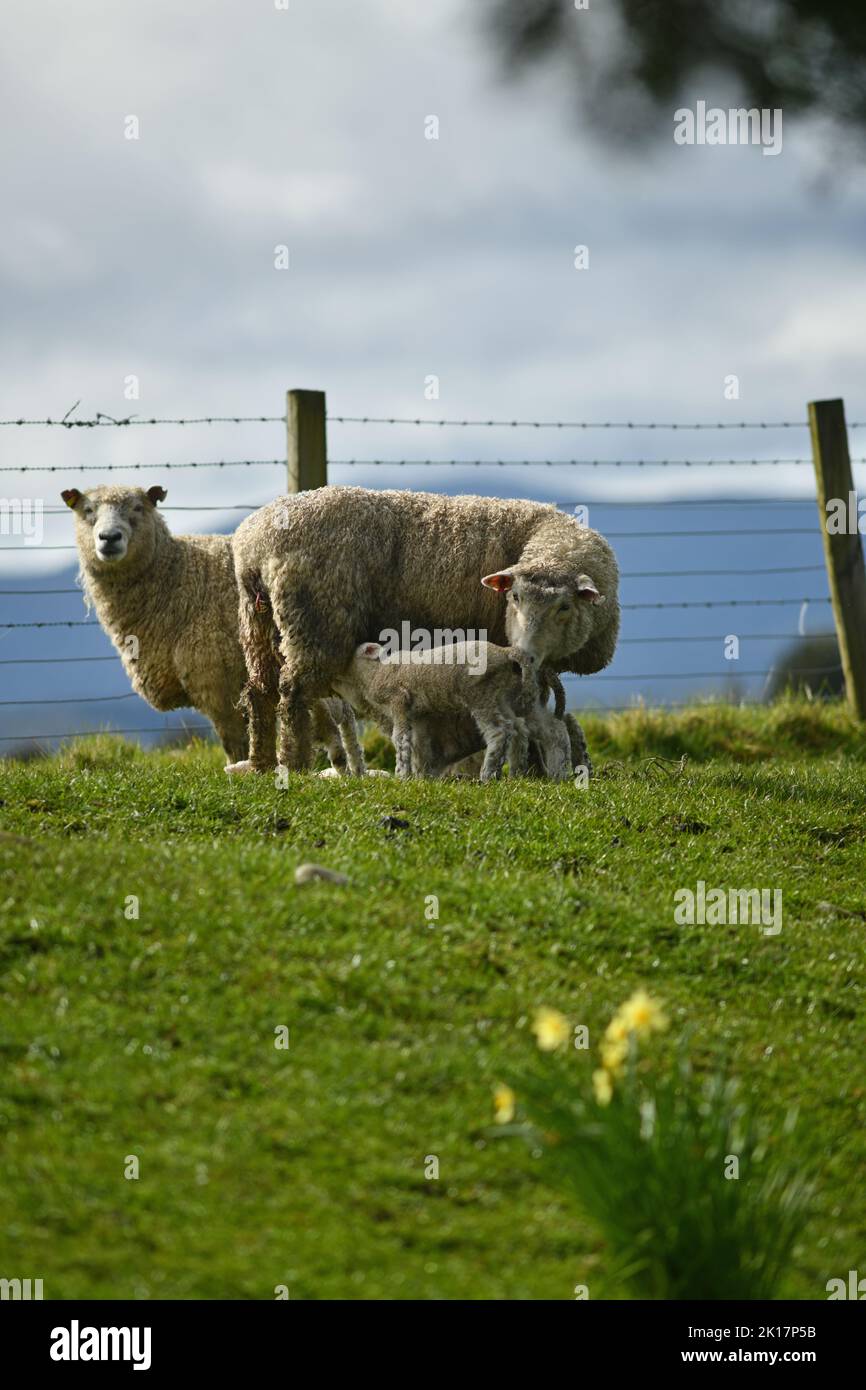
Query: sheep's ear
481 571 514 593
576 575 604 605
146 486 167 506
61 488 82 509
357 642 382 660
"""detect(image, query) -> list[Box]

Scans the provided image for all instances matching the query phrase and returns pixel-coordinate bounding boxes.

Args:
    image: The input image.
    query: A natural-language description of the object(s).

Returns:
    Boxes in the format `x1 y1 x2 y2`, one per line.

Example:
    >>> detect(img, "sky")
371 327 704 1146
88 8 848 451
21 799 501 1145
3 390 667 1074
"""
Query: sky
0 0 863 735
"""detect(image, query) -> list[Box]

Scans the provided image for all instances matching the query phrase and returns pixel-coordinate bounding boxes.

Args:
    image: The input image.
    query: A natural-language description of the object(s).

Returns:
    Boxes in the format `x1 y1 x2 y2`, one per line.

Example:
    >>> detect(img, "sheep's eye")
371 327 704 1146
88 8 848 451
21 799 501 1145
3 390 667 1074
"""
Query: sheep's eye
558 604 570 615
133 504 143 514
83 509 94 520
512 595 519 605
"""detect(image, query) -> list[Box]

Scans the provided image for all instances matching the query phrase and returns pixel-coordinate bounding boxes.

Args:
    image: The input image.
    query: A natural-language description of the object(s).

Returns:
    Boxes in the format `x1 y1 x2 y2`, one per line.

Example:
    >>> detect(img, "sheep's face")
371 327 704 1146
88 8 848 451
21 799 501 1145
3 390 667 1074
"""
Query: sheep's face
481 569 605 664
61 485 167 567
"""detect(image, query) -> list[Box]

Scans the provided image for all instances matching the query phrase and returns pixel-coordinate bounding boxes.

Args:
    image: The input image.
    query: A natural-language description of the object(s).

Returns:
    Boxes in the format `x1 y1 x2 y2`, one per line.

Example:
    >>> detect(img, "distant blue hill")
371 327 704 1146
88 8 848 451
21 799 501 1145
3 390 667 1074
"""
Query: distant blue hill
0 476 838 752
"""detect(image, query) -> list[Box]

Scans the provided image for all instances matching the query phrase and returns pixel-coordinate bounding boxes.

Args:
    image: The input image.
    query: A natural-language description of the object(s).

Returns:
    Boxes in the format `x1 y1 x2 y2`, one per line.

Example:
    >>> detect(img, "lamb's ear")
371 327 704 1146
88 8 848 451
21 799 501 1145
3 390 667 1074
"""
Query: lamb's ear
61 488 82 509
481 570 515 593
357 641 382 660
146 486 167 506
576 575 605 605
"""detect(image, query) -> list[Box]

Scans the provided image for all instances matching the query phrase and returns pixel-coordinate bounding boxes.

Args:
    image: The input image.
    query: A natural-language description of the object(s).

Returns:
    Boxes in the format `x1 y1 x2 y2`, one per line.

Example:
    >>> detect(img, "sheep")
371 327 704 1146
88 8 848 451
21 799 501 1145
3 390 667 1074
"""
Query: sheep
428 693 593 783
481 568 608 696
332 639 538 781
61 484 365 773
231 486 618 771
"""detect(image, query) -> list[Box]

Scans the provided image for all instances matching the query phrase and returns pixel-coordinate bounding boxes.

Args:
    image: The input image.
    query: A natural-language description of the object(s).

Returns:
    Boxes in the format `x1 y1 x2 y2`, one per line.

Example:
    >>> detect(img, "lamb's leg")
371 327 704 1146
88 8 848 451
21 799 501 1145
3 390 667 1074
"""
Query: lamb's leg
474 714 511 782
209 703 249 765
409 716 437 778
565 713 593 779
334 702 367 777
507 717 529 777
544 670 567 720
391 693 414 778
311 699 348 773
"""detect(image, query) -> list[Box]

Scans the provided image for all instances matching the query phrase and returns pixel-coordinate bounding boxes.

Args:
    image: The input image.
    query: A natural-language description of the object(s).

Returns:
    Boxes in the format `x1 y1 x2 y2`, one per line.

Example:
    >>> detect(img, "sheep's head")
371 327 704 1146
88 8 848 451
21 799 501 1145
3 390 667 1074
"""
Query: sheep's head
61 485 167 568
481 567 605 664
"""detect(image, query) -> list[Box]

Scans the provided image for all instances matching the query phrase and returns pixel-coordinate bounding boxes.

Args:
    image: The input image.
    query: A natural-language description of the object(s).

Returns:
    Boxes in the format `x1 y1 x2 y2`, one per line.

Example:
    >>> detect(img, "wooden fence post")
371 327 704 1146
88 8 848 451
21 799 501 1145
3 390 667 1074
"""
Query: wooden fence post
809 397 866 720
287 389 328 493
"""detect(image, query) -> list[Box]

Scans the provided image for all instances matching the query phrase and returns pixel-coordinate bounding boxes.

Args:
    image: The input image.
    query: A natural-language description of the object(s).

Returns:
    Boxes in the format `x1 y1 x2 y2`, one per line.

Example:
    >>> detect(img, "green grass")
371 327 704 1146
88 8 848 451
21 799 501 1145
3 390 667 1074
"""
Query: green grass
1 697 864 1300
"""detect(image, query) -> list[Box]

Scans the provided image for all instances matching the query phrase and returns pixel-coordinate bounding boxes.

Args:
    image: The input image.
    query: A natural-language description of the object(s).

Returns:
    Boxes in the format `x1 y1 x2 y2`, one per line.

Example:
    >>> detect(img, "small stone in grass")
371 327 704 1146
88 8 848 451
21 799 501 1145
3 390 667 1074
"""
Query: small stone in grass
380 815 411 833
294 863 349 886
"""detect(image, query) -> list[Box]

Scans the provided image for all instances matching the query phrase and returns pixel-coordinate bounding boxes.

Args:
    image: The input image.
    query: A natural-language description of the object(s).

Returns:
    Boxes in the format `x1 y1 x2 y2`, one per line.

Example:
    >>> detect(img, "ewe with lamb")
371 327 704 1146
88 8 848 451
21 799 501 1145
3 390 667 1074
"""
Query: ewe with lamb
232 485 618 772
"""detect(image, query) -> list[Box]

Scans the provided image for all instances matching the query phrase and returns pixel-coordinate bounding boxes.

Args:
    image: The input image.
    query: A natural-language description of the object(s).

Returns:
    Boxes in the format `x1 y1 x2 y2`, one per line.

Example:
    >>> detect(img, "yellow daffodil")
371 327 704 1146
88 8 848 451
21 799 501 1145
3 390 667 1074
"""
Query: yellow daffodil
604 1015 629 1043
532 1006 570 1052
593 1068 613 1106
601 1036 629 1073
617 989 669 1038
494 1084 516 1125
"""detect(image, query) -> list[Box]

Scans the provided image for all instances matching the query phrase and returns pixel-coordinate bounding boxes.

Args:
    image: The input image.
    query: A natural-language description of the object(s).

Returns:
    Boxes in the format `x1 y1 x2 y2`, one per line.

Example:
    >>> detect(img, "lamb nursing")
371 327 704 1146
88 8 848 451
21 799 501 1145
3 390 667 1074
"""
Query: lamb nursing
232 485 619 771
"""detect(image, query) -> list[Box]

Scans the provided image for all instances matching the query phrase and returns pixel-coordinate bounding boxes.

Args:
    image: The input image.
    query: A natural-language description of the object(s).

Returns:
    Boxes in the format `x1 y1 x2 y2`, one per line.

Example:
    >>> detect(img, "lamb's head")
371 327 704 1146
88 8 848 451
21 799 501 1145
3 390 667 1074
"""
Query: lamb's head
481 567 605 664
61 485 168 569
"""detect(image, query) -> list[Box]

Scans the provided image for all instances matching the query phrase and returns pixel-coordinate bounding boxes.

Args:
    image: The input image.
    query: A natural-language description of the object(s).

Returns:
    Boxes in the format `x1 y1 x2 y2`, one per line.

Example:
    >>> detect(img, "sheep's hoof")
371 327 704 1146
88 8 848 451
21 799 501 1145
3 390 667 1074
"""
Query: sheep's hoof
224 759 253 775
317 767 341 779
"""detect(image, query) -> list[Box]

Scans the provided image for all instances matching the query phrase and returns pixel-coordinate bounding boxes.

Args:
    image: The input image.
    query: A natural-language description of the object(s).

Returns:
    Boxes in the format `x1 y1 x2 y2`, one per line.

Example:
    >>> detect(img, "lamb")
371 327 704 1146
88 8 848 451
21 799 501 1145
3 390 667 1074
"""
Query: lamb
231 486 618 771
426 695 593 782
61 484 365 773
333 639 537 780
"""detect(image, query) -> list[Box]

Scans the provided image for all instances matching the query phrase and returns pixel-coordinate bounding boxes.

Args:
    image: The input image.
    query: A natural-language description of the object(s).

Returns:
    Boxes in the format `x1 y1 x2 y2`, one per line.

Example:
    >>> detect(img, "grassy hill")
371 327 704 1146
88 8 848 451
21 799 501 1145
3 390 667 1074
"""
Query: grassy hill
1 698 864 1299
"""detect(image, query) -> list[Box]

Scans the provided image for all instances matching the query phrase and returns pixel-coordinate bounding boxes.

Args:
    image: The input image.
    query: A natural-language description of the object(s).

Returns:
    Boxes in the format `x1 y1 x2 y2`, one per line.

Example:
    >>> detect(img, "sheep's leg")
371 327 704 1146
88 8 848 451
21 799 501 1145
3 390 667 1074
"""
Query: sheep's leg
236 579 281 771
277 667 315 771
239 685 278 771
474 714 511 782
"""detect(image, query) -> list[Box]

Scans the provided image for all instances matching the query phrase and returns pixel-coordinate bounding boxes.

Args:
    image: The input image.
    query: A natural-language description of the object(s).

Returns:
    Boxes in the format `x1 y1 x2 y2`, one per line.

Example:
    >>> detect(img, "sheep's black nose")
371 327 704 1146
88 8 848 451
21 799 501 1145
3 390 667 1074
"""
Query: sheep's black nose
98 529 123 543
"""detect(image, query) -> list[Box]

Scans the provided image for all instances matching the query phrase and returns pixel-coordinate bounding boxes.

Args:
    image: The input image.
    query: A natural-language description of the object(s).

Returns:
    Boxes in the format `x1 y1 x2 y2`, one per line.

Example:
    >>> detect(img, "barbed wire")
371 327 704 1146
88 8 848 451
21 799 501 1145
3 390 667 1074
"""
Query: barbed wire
2 413 863 430
0 417 851 736
1 663 844 708
329 457 842 468
329 417 866 430
0 416 283 428
0 723 212 743
8 458 866 475
0 460 284 473
0 525 823 553
0 596 830 631
0 692 136 706
0 632 836 663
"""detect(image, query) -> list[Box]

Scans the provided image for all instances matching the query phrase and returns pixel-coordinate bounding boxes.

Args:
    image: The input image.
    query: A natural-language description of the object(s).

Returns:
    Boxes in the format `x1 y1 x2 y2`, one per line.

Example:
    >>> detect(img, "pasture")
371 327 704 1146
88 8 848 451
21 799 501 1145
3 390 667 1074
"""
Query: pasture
1 698 864 1300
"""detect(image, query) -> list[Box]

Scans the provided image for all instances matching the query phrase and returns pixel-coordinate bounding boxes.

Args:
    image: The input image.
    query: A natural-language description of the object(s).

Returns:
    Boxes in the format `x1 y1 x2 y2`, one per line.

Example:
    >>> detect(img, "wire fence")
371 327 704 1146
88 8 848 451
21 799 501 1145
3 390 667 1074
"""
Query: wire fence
0 406 858 750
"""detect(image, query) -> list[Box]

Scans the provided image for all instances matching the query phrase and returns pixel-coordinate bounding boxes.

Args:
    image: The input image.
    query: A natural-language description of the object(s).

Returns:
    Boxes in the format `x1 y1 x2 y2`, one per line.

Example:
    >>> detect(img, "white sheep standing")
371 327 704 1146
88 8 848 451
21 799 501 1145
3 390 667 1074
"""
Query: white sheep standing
62 484 365 773
333 639 538 781
232 486 618 771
